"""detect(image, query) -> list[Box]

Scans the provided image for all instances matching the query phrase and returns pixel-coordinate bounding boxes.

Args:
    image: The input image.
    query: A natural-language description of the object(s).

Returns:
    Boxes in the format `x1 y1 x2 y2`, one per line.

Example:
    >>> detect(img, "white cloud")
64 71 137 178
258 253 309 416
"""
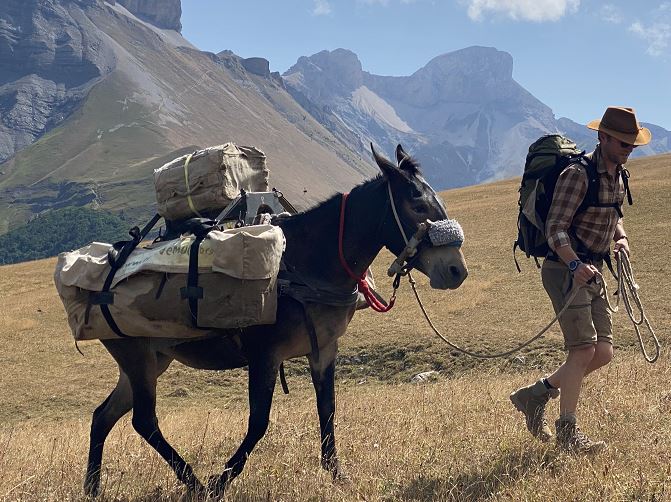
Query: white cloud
629 20 671 56
465 0 580 22
357 0 391 5
600 4 622 24
312 0 332 15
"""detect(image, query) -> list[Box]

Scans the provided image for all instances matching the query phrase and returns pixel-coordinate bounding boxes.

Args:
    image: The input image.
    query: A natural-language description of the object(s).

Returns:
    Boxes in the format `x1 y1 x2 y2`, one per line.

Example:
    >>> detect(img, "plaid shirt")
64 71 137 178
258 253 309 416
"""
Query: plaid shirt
546 146 626 255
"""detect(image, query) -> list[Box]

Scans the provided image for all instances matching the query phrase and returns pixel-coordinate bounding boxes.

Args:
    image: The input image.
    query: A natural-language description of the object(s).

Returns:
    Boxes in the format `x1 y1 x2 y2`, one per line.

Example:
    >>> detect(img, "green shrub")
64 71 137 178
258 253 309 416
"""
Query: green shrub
0 207 131 265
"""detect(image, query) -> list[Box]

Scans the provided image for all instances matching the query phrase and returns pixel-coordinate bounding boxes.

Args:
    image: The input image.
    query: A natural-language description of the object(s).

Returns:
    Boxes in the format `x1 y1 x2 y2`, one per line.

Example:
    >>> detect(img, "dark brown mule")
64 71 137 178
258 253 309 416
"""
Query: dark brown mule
84 145 468 497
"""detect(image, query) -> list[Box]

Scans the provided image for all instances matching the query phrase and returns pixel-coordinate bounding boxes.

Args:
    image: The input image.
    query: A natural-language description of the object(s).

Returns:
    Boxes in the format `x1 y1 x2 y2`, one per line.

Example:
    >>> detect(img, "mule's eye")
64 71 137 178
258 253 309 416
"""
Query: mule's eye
410 185 423 199
411 202 429 214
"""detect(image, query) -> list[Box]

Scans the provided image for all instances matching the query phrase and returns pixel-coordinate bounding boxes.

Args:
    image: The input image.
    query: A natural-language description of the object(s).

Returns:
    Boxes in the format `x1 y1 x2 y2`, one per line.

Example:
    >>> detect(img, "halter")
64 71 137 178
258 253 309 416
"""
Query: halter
338 182 464 312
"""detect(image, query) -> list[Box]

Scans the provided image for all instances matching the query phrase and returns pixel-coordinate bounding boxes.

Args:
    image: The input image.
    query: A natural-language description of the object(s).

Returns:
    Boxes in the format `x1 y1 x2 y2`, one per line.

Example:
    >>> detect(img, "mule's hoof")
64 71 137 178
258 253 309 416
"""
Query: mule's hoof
83 478 101 498
323 459 350 484
332 468 351 484
206 474 229 499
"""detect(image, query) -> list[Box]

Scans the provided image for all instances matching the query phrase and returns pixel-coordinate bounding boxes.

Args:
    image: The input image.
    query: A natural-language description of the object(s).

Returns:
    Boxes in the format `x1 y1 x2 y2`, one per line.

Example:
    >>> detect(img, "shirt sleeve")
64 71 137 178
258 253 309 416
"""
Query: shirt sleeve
545 165 588 251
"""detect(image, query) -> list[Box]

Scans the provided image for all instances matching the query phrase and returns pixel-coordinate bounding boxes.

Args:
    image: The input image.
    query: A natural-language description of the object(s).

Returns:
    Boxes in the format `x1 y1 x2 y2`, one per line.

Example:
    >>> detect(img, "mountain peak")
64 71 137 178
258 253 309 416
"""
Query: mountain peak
284 48 364 96
421 46 513 80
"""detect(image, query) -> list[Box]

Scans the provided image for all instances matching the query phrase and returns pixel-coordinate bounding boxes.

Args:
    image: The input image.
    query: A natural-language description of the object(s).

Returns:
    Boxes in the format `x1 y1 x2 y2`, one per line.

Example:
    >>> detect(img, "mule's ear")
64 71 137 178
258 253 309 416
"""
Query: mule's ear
371 142 396 178
395 144 409 164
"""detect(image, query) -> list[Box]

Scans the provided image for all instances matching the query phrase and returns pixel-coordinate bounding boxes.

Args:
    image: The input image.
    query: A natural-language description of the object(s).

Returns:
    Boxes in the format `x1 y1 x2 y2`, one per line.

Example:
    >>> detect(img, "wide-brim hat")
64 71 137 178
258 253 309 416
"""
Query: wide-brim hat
587 106 651 146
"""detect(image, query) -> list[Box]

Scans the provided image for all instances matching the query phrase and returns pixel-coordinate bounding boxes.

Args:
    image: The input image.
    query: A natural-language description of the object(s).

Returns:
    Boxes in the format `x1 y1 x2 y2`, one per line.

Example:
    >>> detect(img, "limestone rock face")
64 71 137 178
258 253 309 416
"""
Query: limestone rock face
284 46 558 188
0 0 116 163
113 0 182 31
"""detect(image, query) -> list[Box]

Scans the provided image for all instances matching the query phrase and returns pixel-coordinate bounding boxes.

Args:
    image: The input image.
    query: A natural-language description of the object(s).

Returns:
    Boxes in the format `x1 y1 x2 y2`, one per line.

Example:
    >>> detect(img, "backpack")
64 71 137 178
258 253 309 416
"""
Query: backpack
513 134 630 270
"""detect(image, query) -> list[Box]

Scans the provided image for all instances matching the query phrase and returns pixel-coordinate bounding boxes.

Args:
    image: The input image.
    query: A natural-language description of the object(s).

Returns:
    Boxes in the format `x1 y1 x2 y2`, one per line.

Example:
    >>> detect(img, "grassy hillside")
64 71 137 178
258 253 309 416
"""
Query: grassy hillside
0 154 669 500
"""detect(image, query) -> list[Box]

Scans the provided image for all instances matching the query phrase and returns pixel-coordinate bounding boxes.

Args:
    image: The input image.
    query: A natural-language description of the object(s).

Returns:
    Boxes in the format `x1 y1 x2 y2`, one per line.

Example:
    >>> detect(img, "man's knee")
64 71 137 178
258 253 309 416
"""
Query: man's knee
568 344 596 368
594 342 614 365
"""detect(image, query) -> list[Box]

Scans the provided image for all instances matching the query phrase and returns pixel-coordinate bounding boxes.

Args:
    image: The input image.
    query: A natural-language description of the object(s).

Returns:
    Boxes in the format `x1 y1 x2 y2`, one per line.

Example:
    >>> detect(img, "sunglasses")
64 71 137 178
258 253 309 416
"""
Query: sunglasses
616 139 637 149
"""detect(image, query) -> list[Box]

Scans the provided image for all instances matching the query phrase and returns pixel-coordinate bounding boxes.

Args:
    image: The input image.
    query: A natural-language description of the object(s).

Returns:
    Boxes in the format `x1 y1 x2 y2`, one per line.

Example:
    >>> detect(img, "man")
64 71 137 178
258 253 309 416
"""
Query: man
510 106 652 454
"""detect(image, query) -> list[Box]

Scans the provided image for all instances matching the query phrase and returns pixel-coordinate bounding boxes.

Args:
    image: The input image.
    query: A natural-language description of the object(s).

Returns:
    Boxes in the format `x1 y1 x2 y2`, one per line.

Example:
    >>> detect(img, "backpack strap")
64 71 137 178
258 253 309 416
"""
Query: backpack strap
575 155 625 217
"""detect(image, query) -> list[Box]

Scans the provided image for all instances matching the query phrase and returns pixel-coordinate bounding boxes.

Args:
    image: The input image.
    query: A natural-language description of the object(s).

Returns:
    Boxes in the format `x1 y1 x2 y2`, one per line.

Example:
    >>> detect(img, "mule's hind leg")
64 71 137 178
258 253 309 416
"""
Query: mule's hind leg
209 357 278 495
84 354 173 496
104 339 204 494
308 341 345 480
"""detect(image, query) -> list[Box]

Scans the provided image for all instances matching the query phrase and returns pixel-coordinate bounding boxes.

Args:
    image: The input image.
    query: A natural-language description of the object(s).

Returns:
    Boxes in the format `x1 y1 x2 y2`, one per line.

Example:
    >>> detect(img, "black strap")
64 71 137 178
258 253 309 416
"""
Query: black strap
302 305 321 364
621 168 633 206
279 363 289 394
181 235 206 327
578 157 630 218
178 219 219 328
87 214 162 337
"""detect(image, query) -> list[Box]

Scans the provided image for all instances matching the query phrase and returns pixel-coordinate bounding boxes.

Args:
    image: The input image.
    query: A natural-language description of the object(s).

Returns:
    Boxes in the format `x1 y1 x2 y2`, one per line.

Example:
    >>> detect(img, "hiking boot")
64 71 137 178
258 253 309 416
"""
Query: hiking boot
555 416 606 455
510 379 559 442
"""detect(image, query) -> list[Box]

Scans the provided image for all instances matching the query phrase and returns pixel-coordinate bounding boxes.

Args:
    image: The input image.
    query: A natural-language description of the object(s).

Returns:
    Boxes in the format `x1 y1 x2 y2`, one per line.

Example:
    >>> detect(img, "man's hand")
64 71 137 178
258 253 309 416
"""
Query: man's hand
614 236 630 257
573 263 598 287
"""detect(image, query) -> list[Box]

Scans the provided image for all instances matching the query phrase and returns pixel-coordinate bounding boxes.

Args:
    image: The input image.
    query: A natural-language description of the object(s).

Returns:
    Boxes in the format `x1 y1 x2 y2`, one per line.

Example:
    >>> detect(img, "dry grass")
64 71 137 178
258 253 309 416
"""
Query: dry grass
0 154 670 500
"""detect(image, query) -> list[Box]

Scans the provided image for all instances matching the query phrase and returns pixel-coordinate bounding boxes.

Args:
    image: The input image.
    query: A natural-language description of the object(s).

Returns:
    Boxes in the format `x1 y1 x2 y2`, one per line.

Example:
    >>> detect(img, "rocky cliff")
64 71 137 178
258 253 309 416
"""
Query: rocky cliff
0 0 116 163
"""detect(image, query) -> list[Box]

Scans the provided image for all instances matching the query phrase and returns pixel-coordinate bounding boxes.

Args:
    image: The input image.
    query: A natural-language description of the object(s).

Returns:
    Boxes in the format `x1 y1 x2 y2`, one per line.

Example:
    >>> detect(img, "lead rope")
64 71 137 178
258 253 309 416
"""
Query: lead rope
407 271 582 359
409 252 661 362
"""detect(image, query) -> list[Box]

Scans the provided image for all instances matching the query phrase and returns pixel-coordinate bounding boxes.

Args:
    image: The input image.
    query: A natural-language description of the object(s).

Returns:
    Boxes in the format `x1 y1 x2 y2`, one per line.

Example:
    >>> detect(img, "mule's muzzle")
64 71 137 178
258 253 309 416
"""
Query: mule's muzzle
387 218 464 277
427 218 464 248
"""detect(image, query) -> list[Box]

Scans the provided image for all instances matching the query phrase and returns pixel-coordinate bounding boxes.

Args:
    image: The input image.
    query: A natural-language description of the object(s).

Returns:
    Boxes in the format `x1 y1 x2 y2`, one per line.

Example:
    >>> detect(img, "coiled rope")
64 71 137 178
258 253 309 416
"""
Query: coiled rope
612 252 660 363
410 252 660 363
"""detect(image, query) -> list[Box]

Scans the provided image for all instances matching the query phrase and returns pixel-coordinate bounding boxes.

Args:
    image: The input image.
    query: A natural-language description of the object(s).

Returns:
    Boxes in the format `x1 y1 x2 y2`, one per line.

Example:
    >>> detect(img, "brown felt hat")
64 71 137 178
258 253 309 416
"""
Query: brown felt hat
587 106 651 146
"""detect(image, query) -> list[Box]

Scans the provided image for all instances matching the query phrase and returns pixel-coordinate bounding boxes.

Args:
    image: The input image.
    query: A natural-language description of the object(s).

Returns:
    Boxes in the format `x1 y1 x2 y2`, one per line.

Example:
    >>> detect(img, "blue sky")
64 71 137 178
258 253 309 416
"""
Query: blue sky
181 1 671 130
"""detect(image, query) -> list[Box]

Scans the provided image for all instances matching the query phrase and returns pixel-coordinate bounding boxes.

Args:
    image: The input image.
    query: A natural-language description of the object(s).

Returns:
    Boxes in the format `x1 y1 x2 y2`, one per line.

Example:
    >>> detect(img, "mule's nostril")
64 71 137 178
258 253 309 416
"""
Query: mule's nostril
449 265 462 280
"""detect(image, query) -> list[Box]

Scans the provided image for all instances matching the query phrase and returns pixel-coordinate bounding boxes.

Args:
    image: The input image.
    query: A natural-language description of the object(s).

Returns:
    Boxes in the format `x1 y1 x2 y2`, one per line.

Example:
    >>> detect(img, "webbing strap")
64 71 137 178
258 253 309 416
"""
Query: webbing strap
180 235 206 327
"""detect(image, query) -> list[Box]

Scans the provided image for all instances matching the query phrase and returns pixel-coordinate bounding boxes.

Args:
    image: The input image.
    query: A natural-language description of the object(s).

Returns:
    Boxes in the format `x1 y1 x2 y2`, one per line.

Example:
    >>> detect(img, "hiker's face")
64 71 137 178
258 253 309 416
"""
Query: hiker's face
603 134 636 165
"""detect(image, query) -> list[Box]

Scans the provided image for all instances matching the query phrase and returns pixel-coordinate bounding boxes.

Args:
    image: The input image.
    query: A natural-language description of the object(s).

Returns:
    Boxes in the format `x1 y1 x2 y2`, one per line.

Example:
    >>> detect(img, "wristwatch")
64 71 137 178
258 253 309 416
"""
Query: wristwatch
568 259 582 272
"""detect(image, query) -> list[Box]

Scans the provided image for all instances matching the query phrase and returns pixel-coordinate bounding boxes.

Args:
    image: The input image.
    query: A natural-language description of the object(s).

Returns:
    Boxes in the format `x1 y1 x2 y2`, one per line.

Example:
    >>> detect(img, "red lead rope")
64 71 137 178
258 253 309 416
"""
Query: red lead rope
338 192 396 312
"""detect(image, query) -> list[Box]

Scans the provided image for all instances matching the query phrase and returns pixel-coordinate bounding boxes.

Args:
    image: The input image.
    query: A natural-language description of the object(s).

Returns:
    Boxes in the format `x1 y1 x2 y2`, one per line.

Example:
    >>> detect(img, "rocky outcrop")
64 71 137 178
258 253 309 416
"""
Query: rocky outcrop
285 49 365 101
112 0 181 31
241 57 270 78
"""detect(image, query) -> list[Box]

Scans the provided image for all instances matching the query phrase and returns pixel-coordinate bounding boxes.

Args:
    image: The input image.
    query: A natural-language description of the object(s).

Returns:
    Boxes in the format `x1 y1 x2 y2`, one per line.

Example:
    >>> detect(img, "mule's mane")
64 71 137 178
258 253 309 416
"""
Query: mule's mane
274 155 422 225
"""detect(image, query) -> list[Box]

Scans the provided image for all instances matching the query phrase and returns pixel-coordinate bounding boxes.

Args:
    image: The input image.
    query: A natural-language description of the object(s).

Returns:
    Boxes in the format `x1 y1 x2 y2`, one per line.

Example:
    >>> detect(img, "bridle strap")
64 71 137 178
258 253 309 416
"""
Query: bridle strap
338 192 396 312
387 182 409 245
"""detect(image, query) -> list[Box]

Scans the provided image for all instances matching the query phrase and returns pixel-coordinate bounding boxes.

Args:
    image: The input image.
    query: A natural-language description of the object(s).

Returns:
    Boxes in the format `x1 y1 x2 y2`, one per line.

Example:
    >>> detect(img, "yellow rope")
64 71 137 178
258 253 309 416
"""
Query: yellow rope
183 153 203 218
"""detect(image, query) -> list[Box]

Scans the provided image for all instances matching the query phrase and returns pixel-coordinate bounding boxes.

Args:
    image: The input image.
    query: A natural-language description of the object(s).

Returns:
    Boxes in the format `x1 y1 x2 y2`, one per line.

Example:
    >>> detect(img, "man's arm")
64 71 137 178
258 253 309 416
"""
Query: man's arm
546 165 598 286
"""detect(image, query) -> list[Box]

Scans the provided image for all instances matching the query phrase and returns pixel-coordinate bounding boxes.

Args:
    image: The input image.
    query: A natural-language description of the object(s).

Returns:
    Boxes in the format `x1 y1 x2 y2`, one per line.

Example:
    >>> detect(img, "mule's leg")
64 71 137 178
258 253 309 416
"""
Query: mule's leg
308 340 345 479
85 372 131 496
209 357 278 494
103 340 204 494
84 354 173 496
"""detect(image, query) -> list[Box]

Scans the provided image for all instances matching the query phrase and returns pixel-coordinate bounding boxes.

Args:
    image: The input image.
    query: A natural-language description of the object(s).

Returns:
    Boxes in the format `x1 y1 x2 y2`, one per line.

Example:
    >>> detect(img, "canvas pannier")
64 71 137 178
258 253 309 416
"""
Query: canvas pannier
54 225 285 341
154 143 269 220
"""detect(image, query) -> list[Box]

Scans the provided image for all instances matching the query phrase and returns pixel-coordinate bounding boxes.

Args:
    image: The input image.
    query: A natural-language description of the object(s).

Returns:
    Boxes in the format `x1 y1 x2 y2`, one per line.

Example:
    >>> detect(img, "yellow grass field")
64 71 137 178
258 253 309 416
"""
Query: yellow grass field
1 153 670 501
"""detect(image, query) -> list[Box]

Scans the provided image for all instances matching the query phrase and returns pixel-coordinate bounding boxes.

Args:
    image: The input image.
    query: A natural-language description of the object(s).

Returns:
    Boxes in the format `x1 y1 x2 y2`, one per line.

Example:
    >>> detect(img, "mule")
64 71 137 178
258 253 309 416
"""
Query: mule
83 144 468 497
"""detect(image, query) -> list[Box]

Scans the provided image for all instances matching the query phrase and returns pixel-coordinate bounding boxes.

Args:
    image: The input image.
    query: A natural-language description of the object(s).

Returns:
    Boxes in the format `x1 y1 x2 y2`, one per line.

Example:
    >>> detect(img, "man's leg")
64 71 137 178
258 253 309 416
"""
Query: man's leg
545 344 595 414
585 341 613 376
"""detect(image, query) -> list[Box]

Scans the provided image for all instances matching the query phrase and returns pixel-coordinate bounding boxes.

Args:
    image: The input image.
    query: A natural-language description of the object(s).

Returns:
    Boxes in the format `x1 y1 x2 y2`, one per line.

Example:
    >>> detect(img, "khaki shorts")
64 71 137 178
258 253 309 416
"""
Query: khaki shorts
541 259 613 350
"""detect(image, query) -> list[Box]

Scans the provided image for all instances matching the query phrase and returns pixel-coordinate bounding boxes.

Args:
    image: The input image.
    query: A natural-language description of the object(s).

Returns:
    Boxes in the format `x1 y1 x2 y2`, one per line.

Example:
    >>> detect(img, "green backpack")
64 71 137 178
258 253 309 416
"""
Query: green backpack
513 134 630 270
